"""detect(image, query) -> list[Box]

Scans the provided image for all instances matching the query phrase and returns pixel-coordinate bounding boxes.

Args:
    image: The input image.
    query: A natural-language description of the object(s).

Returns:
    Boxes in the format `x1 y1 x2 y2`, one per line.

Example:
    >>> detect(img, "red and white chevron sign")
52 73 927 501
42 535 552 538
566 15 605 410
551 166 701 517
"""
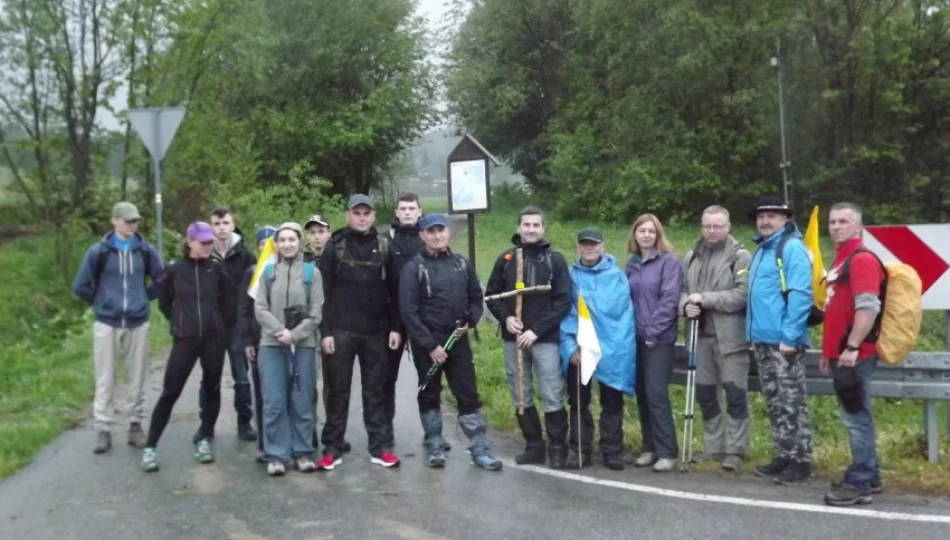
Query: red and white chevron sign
862 225 950 310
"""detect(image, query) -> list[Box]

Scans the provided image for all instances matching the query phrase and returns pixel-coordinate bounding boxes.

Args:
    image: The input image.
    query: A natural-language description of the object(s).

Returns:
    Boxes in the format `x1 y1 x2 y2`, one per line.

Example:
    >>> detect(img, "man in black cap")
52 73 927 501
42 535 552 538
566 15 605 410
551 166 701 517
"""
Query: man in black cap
745 195 815 485
317 194 402 470
485 205 572 469
304 214 332 265
302 213 352 452
399 214 501 471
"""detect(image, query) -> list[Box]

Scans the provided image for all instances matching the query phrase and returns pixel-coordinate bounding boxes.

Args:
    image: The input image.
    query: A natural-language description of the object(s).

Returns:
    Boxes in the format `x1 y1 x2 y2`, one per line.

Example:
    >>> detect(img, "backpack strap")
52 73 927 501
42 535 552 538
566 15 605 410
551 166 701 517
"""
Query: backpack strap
302 262 314 312
334 235 390 279
418 259 431 298
832 247 887 341
774 234 792 300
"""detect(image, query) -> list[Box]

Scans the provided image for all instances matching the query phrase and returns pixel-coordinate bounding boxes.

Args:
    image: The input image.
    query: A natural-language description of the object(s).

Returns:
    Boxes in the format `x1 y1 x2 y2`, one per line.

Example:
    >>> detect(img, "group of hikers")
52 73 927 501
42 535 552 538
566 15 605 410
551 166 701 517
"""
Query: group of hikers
72 192 886 507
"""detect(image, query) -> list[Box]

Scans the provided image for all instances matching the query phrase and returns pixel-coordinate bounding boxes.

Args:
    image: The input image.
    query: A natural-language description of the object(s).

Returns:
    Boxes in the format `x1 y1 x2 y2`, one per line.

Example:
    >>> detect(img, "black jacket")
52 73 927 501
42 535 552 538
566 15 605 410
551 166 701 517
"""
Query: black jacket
485 235 572 344
211 229 257 310
319 226 399 337
158 257 236 339
399 249 483 353
239 265 261 348
389 218 423 277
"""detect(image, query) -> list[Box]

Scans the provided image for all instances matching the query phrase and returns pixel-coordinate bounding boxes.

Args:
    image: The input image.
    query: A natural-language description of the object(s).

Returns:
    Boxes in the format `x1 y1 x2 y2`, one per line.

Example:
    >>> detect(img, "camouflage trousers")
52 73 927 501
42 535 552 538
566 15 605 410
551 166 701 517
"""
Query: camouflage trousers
752 344 813 463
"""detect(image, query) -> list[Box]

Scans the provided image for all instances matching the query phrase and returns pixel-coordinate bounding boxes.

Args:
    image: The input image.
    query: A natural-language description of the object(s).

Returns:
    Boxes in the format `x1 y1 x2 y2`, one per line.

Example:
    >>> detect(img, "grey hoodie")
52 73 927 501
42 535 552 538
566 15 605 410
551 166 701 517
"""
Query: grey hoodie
254 253 324 348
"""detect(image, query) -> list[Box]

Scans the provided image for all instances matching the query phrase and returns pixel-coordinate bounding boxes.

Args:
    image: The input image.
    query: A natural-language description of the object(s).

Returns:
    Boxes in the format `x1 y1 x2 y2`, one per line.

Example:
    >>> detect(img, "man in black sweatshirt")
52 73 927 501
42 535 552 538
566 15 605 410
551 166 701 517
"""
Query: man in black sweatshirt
485 205 572 469
318 194 402 470
205 206 258 442
383 192 429 453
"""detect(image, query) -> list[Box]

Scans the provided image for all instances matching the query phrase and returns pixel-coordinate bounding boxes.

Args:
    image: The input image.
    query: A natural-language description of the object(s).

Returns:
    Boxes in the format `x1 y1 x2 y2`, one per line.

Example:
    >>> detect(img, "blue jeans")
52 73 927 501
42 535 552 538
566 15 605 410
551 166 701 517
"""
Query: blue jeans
835 356 880 492
258 345 316 462
199 325 253 426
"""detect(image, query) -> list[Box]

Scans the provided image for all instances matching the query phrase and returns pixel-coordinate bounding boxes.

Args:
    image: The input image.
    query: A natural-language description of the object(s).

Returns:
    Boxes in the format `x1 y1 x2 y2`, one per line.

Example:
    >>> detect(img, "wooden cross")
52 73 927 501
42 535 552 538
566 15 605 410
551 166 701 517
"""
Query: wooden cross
484 248 553 415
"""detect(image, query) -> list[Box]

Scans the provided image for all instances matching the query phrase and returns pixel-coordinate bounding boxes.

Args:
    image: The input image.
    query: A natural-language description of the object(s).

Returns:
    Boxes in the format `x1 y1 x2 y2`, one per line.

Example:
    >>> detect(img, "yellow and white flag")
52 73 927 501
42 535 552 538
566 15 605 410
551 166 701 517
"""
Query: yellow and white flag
577 294 602 385
247 237 278 300
804 205 827 310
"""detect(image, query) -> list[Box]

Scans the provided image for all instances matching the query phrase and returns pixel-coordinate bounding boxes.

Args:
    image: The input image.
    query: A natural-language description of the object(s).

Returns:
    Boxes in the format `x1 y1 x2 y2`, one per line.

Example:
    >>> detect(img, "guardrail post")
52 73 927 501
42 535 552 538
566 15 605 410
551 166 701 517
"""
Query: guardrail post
924 400 939 464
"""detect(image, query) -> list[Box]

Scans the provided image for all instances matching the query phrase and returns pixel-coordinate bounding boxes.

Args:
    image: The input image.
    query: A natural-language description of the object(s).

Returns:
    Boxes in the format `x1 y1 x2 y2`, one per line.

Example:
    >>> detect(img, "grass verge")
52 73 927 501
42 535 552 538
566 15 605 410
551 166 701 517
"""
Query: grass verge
0 232 172 480
452 198 950 494
0 314 171 480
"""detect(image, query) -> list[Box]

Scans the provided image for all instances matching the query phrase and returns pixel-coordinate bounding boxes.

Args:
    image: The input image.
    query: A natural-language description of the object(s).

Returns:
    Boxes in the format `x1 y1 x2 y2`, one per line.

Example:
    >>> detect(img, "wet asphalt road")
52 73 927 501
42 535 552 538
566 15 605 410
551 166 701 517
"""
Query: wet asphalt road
1 350 949 540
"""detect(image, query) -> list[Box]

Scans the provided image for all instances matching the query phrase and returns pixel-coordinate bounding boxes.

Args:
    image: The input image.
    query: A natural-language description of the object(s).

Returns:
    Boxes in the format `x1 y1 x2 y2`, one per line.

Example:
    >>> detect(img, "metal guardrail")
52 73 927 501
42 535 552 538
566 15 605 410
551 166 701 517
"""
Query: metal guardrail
670 345 950 463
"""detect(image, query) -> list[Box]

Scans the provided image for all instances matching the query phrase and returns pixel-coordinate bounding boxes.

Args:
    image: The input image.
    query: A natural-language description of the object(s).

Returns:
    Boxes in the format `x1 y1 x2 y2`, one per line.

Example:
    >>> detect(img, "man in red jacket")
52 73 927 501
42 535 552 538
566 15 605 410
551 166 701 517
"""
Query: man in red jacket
820 202 884 506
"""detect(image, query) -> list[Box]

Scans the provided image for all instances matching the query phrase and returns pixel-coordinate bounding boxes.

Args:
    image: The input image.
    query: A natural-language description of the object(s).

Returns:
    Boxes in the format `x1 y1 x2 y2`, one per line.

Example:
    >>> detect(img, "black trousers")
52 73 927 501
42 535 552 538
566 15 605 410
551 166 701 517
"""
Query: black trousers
411 335 481 416
146 334 226 448
320 330 388 458
381 335 405 449
566 363 625 458
250 350 263 453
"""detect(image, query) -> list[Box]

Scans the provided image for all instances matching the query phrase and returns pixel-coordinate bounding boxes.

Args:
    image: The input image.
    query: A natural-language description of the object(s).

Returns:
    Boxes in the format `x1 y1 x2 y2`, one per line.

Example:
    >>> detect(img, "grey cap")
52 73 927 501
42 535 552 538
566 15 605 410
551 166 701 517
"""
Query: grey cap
347 194 375 210
577 226 603 243
112 202 141 221
276 222 303 238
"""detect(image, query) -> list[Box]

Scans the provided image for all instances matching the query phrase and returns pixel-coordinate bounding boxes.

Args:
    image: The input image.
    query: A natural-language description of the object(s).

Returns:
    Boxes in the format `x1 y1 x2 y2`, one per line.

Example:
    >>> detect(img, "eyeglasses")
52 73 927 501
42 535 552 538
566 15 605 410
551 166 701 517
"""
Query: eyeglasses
124 219 140 225
701 224 727 231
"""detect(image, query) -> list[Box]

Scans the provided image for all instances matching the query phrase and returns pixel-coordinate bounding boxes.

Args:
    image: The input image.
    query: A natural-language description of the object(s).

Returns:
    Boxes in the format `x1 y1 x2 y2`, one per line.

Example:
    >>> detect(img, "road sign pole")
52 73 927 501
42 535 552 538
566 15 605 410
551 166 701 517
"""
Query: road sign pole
151 110 164 260
127 106 186 265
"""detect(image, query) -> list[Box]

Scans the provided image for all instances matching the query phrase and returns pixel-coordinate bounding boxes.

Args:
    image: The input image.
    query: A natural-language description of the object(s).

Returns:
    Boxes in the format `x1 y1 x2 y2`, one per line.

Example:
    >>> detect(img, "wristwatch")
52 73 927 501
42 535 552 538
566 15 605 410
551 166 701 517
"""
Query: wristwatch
845 344 860 352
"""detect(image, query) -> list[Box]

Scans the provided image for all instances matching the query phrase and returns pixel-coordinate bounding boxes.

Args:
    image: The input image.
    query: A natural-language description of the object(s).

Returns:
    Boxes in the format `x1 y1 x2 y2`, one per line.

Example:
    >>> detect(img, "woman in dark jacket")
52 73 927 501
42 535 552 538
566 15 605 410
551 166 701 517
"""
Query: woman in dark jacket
141 222 235 472
625 213 683 473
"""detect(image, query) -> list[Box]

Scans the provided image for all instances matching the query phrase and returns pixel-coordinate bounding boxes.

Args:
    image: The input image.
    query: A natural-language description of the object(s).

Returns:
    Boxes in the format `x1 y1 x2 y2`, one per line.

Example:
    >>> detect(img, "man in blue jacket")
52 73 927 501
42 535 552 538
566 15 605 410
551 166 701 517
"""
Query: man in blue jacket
560 227 636 471
71 202 163 454
745 195 815 484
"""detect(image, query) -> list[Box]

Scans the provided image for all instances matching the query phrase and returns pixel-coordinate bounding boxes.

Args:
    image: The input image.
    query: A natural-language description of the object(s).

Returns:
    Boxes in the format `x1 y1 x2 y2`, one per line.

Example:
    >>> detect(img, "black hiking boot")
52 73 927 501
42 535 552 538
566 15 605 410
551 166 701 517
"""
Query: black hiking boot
238 423 257 442
603 454 625 471
755 456 790 478
545 409 569 470
774 461 814 485
515 406 546 465
824 485 873 506
566 449 592 469
831 477 883 494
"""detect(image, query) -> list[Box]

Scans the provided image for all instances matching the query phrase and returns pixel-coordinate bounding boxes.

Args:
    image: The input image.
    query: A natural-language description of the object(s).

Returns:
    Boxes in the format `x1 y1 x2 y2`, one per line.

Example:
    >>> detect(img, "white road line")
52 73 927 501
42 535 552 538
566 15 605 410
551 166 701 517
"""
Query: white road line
515 463 950 524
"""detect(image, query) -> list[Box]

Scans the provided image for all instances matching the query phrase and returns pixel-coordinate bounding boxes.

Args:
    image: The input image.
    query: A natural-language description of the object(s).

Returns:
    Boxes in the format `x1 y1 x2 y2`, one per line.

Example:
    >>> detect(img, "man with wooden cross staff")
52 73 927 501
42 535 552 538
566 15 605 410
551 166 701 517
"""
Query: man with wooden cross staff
485 206 573 469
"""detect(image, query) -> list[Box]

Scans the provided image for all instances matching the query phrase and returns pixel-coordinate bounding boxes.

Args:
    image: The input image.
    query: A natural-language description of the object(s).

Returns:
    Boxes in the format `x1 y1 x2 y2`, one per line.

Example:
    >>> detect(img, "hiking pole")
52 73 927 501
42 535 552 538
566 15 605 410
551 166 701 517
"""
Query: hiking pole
515 247 525 415
576 355 582 468
417 320 465 394
680 319 699 472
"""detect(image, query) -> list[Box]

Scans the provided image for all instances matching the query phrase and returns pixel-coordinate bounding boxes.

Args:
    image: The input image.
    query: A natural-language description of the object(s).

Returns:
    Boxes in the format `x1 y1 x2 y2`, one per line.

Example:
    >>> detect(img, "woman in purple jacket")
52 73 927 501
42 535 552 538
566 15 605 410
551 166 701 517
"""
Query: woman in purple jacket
625 213 683 472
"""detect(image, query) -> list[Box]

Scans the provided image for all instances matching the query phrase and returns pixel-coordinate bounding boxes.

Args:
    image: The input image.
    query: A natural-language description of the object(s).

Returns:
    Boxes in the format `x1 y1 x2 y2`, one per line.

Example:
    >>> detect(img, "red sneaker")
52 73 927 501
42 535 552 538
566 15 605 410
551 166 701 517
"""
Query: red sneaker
317 454 342 471
370 451 401 468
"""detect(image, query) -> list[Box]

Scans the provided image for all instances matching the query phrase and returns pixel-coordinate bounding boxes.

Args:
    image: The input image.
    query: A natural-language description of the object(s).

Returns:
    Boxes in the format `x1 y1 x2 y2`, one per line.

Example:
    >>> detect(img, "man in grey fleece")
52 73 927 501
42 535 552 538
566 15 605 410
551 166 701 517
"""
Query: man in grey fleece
680 205 752 471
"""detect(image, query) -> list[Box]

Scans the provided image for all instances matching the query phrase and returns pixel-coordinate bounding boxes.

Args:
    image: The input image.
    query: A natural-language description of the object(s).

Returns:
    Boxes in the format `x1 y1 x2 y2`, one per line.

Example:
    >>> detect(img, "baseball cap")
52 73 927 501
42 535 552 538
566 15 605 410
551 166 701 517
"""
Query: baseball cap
112 202 141 221
419 214 449 230
346 194 375 210
305 214 329 229
186 221 215 242
577 226 604 244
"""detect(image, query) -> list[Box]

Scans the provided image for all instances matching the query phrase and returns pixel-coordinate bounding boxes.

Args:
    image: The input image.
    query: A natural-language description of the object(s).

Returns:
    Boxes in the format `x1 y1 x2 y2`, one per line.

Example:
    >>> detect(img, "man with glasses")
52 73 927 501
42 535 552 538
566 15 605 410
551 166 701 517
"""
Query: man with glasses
72 202 164 454
679 205 752 471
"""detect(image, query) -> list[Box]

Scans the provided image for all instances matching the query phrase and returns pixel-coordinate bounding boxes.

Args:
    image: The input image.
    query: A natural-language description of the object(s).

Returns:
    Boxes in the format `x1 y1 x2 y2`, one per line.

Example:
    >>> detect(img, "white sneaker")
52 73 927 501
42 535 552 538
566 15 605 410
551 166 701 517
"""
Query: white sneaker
635 452 656 467
653 458 676 472
268 461 285 476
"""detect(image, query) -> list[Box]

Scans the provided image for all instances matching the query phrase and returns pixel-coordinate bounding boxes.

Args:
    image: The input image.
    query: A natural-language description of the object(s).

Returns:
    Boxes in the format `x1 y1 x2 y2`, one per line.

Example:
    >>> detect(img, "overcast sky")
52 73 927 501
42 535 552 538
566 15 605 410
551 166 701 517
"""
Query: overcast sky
100 0 453 132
